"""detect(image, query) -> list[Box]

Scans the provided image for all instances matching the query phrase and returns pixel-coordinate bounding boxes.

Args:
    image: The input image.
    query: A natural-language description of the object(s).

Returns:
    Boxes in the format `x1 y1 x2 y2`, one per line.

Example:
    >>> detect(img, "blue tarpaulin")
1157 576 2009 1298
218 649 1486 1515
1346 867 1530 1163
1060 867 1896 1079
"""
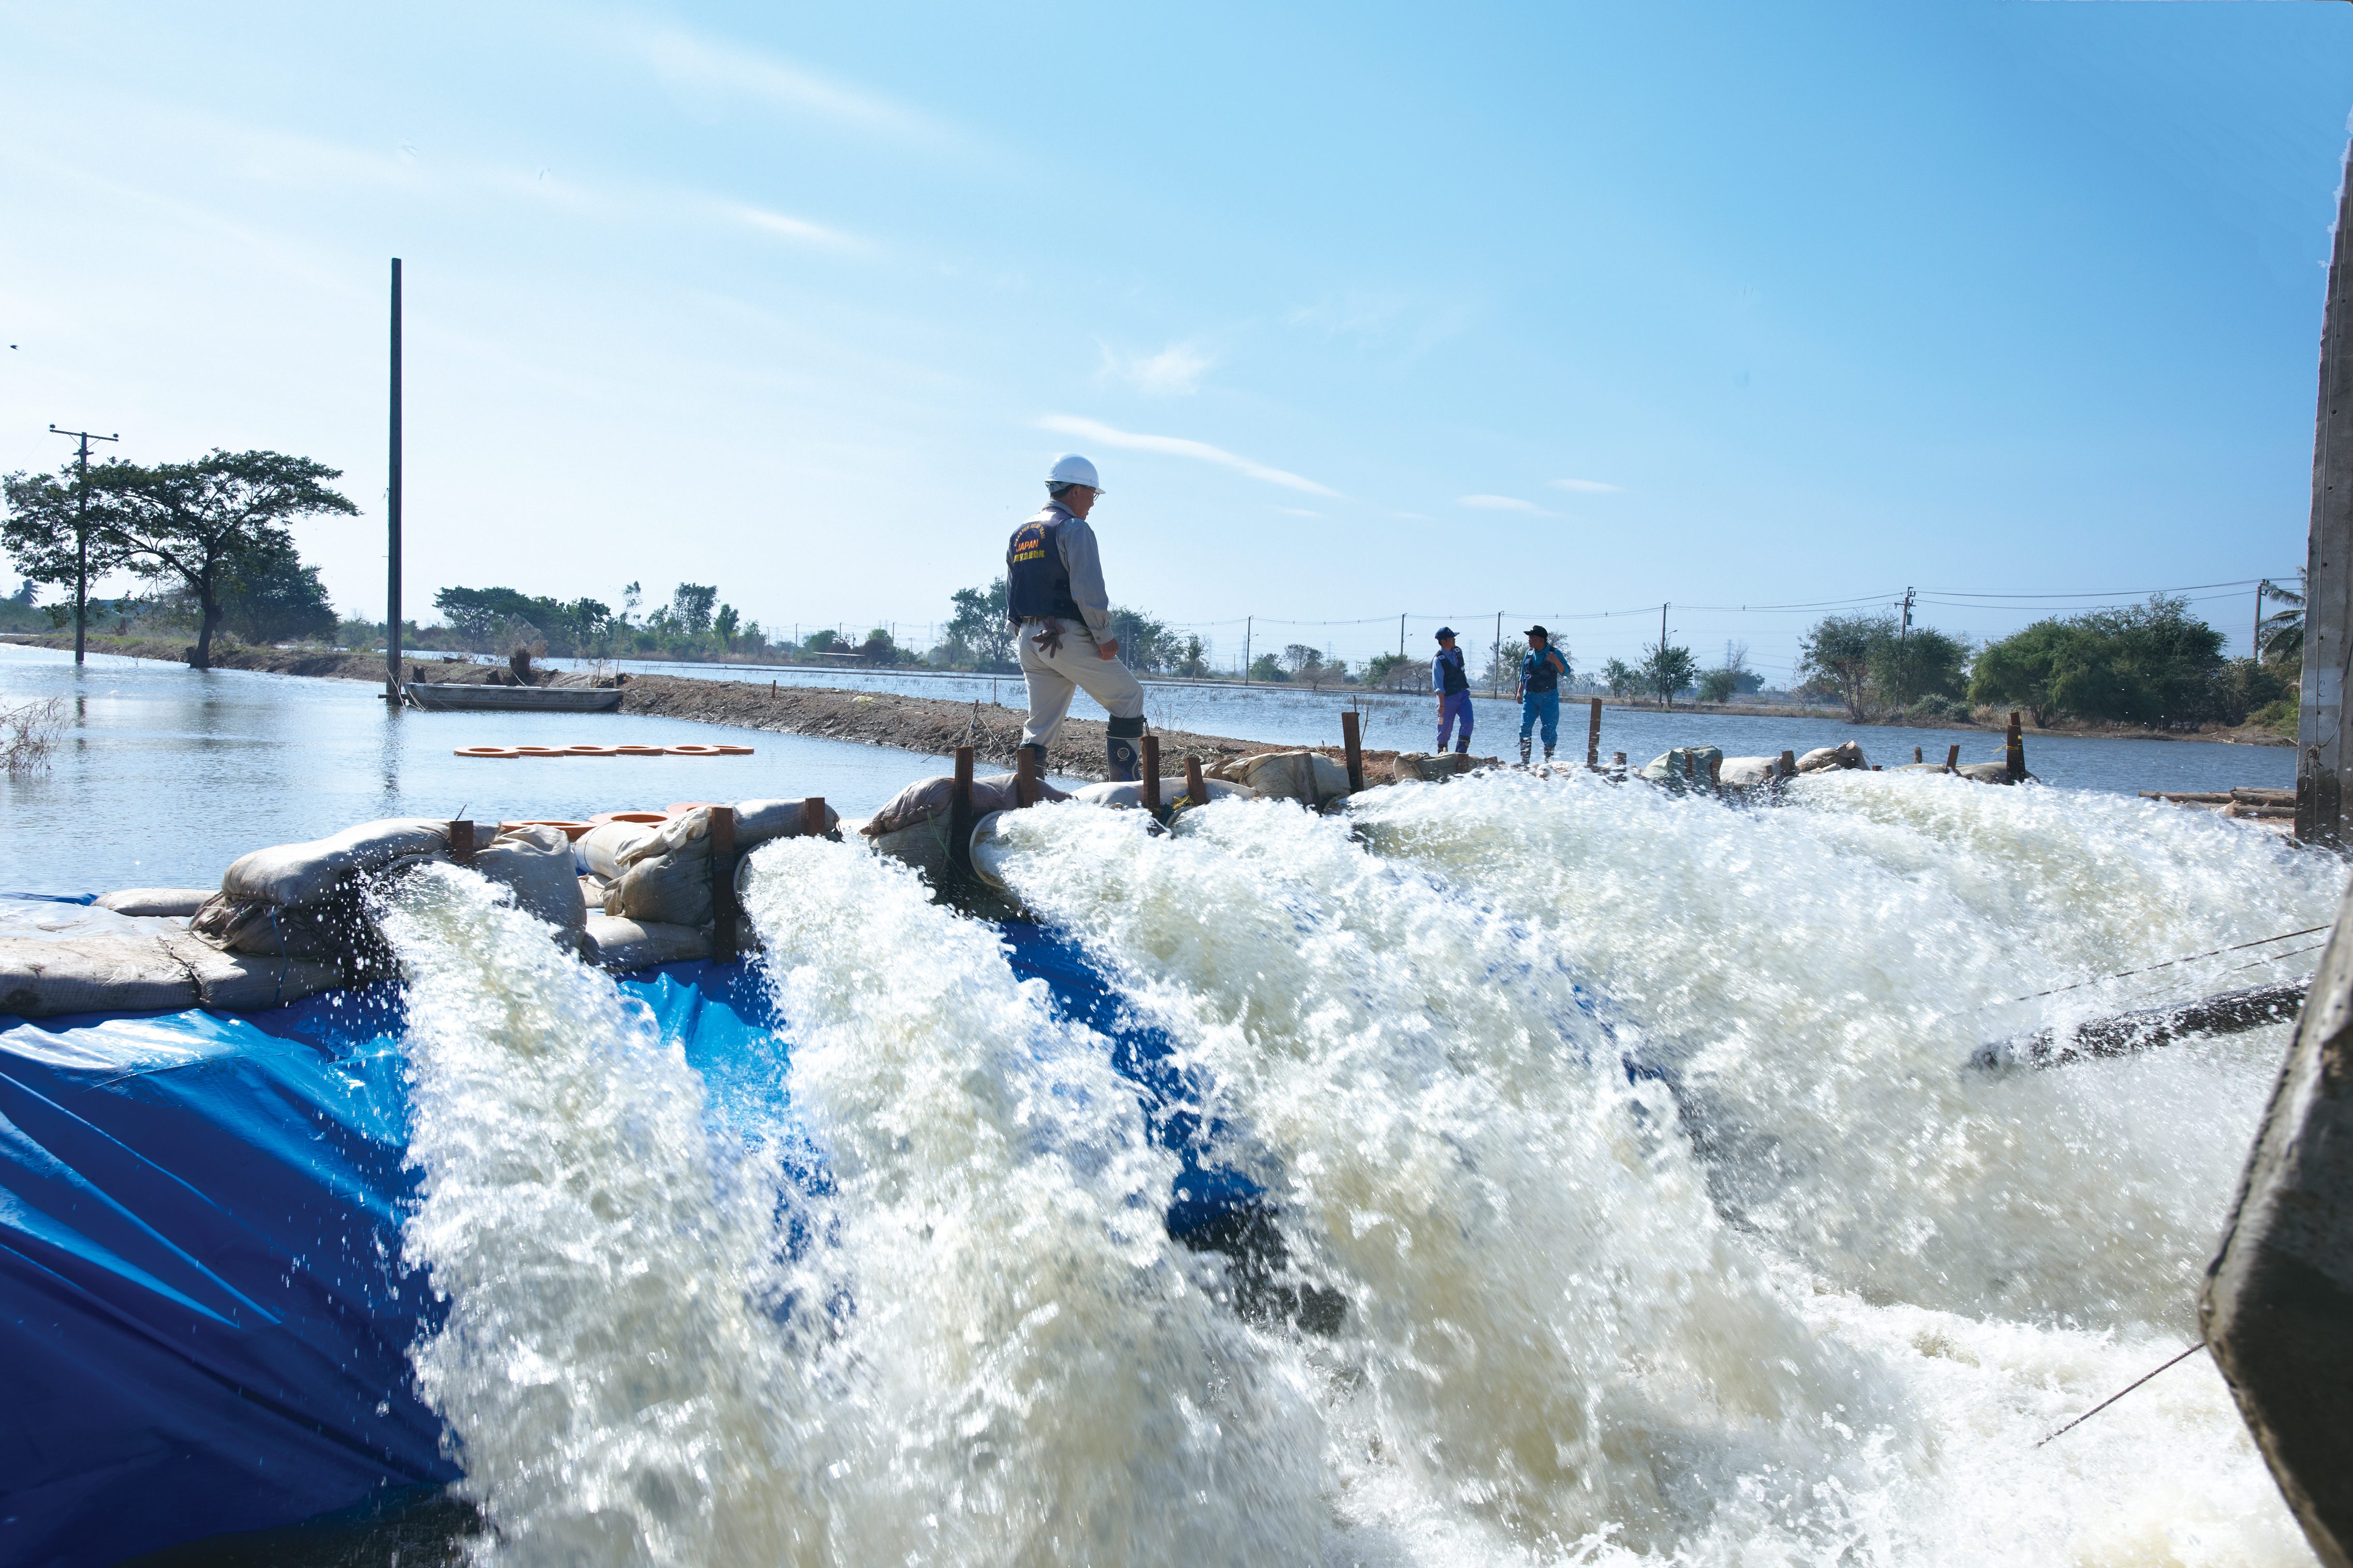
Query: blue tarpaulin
1 932 1251 1567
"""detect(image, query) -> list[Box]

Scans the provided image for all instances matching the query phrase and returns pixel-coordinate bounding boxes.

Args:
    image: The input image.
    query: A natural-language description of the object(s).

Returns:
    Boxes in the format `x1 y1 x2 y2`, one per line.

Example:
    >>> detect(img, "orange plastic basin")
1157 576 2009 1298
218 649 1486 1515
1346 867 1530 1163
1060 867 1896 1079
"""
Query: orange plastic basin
665 802 720 815
590 811 670 825
504 819 595 841
664 744 726 757
511 746 568 759
453 746 518 759
564 745 620 757
613 744 667 758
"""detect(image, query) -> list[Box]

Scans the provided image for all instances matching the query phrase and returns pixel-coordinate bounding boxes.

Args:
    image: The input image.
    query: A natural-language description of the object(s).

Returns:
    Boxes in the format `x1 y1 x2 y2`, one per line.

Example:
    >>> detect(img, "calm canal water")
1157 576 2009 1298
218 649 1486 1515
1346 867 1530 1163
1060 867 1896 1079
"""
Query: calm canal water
3 644 2293 897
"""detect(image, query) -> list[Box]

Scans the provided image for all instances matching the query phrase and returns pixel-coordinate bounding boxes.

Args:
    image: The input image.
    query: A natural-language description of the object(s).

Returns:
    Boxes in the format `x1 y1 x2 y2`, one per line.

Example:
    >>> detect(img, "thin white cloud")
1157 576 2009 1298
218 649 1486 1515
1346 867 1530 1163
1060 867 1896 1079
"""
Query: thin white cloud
1459 494 1551 514
1551 478 1622 494
1100 339 1217 396
633 24 955 148
1039 415 1338 497
731 203 866 252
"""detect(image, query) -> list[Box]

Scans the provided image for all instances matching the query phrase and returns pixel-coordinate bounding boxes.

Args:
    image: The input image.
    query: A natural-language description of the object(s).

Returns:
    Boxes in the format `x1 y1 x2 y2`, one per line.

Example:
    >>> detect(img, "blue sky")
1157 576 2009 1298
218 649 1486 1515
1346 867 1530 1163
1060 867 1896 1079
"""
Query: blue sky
3 1 2347 683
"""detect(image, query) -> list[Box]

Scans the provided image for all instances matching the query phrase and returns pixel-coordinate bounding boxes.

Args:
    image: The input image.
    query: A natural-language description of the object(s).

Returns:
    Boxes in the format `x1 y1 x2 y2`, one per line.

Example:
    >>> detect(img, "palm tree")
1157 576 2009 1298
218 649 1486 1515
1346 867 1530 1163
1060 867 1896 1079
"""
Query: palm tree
2257 573 2305 664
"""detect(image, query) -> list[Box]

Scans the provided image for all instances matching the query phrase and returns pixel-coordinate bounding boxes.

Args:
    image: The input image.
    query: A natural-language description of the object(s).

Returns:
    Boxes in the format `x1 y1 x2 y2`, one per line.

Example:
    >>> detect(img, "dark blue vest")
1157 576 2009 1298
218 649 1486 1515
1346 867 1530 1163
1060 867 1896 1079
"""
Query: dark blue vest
1436 647 1469 693
1521 646 1564 694
1007 511 1086 622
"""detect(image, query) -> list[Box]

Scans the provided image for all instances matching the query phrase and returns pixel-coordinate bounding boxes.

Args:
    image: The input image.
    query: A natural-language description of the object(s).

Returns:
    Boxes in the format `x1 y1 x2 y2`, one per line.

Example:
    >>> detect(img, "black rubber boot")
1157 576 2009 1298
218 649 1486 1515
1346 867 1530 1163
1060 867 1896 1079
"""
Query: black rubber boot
1105 716 1145 783
1022 742 1047 775
1543 746 1556 763
1518 737 1533 766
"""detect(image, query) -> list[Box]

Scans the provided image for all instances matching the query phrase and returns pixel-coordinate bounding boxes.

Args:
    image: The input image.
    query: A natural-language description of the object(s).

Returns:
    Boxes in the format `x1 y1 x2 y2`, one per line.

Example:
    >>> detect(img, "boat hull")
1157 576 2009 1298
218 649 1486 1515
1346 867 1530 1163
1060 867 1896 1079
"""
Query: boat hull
402 681 622 713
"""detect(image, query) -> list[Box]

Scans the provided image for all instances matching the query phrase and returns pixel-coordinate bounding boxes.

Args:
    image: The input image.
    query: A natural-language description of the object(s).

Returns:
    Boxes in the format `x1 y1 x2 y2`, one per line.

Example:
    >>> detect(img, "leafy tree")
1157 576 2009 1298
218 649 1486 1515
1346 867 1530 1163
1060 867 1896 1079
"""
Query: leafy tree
1178 633 1207 678
1798 611 1968 722
1698 667 1740 705
45 450 361 669
433 587 612 655
1248 651 1287 682
214 537 337 644
944 577 1015 666
805 628 839 653
1641 640 1697 707
2257 574 2305 664
1969 595 2225 728
1 463 137 643
713 603 741 650
1600 656 1639 698
1490 637 1529 692
1107 606 1178 673
856 626 899 664
670 584 718 636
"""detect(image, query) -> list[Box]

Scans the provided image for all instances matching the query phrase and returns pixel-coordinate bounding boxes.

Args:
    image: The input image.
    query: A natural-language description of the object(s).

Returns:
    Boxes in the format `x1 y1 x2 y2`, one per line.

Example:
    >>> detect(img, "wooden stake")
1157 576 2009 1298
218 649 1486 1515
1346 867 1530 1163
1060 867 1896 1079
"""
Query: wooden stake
1015 748 1040 808
1779 749 1797 779
1946 743 1961 772
1141 736 1162 813
1185 755 1207 808
709 805 737 963
950 746 975 875
2007 712 2026 782
448 819 475 867
1709 753 1723 792
1914 745 1924 765
801 796 827 838
1587 697 1602 767
1341 710 1365 793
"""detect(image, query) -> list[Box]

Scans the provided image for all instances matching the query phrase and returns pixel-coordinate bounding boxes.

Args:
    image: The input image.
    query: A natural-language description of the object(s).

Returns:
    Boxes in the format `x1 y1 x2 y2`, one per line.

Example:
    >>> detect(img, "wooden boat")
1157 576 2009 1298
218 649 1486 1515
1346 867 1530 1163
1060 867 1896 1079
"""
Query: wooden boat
2202 883 2353 1568
402 681 623 713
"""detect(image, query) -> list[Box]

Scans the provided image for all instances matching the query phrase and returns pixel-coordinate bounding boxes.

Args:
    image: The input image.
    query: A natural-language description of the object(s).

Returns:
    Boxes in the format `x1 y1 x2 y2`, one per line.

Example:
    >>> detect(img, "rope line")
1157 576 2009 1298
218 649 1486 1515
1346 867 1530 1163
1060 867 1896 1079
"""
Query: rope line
2004 927 2329 1005
2034 1343 2206 1448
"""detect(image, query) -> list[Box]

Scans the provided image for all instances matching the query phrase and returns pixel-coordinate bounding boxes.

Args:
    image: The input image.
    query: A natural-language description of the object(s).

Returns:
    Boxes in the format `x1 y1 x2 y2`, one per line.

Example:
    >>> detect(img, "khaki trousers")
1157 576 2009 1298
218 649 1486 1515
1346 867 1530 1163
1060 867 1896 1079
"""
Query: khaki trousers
1017 618 1145 749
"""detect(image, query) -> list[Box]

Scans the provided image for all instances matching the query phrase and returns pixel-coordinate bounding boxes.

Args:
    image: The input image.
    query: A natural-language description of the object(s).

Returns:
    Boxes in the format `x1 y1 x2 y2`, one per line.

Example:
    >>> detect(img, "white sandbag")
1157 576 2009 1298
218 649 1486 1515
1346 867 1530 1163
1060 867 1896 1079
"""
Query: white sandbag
0 903 188 943
190 892 370 961
579 875 612 912
577 819 663 880
585 917 710 972
867 817 954 884
94 888 215 918
221 818 453 907
606 809 714 928
1796 741 1867 773
1718 755 1780 788
0 935 201 1018
863 773 1071 838
1639 746 1724 783
1955 761 2019 785
158 932 345 1011
1388 752 1495 783
733 798 841 846
1070 777 1254 809
1230 751 1353 805
472 824 587 931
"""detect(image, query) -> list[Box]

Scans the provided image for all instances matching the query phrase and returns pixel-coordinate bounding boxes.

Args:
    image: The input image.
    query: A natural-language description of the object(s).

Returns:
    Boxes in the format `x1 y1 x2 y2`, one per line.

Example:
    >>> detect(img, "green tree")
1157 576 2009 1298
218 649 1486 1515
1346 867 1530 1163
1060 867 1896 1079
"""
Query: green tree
1490 637 1529 693
1641 640 1697 708
1798 611 1968 722
214 536 337 644
944 577 1015 666
1248 651 1287 682
1969 595 2225 728
1697 667 1740 704
60 450 359 669
1178 633 1207 678
805 628 839 653
1600 656 1639 698
856 626 899 664
713 603 741 650
670 584 718 636
1108 606 1178 673
2257 574 2305 664
1 464 136 643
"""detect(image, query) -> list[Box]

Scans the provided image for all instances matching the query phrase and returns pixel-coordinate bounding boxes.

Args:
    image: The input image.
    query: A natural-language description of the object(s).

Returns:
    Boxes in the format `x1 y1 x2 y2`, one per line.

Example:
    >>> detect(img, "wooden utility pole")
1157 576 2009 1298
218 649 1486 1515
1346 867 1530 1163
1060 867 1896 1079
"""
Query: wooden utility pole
46 425 119 665
2300 152 2353 847
386 258 404 704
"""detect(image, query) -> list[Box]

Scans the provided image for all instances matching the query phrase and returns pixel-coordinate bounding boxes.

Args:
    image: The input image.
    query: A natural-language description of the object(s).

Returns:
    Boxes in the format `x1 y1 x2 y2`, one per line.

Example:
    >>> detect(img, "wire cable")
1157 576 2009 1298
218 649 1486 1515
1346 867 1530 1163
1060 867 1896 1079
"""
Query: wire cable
2034 1343 2206 1448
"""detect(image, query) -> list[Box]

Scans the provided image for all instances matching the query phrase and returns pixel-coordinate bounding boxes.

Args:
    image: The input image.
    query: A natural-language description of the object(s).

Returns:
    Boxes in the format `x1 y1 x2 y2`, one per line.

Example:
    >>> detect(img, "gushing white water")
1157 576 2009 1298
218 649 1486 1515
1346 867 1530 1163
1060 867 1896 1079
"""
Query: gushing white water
387 774 2339 1565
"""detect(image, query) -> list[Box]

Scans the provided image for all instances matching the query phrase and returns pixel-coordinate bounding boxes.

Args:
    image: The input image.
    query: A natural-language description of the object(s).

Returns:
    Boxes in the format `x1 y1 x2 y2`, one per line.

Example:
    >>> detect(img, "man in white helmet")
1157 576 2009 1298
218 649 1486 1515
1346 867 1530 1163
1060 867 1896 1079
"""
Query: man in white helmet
1007 454 1149 781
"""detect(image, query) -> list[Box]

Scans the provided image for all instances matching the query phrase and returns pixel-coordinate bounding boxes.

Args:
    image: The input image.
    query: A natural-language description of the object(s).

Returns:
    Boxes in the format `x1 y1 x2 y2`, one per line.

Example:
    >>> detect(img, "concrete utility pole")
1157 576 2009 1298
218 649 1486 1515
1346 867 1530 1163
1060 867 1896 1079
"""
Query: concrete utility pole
386 258 404 704
46 425 120 665
2298 155 2353 846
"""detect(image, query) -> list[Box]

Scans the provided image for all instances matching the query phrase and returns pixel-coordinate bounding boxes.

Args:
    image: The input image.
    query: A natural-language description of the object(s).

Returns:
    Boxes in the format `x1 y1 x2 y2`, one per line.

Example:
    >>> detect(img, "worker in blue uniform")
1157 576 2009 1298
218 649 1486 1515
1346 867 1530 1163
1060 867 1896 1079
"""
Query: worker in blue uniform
1007 454 1148 781
1431 627 1473 755
1517 624 1570 766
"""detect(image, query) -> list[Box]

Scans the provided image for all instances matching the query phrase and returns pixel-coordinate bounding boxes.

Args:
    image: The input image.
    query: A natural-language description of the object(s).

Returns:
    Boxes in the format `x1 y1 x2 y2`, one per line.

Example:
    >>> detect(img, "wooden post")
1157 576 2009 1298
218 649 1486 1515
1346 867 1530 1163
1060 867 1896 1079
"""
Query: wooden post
1779 748 1797 779
448 819 475 867
709 805 737 963
1914 745 1924 765
386 258 404 704
949 746 975 875
1341 710 1365 794
2298 144 2353 847
1185 755 1207 807
2006 712 2026 782
801 797 826 838
1015 748 1040 808
1945 743 1961 772
1708 754 1722 792
1587 697 1602 768
1141 735 1162 813
1683 750 1696 781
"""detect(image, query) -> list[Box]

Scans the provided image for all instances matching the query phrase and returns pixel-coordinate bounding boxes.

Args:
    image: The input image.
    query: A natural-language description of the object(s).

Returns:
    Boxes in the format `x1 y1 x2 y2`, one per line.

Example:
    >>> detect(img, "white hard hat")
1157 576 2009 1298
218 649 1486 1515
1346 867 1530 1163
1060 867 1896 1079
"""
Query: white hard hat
1046 453 1102 491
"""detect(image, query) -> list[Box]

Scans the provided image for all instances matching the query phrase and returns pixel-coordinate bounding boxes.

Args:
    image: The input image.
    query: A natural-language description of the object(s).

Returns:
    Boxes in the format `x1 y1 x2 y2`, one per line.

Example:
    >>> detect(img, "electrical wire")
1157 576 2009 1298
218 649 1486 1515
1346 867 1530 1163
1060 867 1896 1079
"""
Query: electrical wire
2001 927 2329 1005
2034 1344 2206 1448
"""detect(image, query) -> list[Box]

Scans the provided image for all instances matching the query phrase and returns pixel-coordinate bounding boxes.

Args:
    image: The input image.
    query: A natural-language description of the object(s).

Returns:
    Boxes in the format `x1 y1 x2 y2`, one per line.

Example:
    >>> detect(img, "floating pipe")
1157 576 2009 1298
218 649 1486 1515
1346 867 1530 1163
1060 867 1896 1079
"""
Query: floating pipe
1969 980 2307 1071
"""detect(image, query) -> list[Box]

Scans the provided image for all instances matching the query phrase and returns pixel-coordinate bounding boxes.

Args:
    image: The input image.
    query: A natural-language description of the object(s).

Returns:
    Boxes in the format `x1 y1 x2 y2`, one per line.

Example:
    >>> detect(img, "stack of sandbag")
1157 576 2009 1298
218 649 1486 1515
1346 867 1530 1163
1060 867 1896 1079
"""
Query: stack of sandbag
1208 751 1353 807
189 817 460 977
860 774 1069 838
1716 755 1783 788
1387 752 1498 783
1069 776 1254 809
1796 741 1868 772
579 798 839 969
1638 746 1725 784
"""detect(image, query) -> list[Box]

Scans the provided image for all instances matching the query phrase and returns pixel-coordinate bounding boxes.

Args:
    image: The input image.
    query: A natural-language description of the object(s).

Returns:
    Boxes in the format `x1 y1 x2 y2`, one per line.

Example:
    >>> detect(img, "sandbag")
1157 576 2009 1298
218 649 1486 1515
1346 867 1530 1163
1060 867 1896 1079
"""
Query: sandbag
1388 752 1497 783
220 818 452 907
0 935 201 1018
1070 777 1254 809
1639 746 1725 783
158 933 347 1011
585 917 710 972
863 773 1071 838
1718 755 1780 788
1955 761 2019 785
189 892 372 962
606 809 715 928
473 824 587 931
734 797 841 845
1222 751 1352 805
1797 741 1868 773
577 819 663 880
868 817 954 883
94 888 214 918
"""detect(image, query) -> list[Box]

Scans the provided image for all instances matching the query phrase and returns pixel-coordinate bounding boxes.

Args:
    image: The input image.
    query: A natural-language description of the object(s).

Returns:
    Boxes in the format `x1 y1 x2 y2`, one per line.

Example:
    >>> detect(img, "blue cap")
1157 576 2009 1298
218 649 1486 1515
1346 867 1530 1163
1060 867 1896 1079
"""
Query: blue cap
1434 626 1457 640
